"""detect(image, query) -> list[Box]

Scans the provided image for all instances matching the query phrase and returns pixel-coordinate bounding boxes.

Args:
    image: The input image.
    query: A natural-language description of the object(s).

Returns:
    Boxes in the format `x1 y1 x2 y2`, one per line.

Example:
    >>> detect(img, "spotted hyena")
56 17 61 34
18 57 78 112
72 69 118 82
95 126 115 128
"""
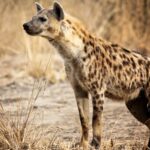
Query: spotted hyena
23 2 150 150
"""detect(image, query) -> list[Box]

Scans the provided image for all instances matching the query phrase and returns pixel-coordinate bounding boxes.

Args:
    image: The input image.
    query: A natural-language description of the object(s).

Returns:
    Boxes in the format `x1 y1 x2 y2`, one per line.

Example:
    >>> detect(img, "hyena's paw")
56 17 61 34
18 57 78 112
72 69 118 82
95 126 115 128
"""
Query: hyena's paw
90 137 100 150
71 141 80 149
71 141 87 150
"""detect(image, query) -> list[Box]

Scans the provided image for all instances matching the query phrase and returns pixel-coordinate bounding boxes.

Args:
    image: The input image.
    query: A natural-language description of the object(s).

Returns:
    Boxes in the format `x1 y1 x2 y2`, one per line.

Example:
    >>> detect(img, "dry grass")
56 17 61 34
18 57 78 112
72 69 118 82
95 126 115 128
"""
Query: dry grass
0 79 44 150
0 79 71 150
0 78 146 150
0 83 148 149
0 76 148 150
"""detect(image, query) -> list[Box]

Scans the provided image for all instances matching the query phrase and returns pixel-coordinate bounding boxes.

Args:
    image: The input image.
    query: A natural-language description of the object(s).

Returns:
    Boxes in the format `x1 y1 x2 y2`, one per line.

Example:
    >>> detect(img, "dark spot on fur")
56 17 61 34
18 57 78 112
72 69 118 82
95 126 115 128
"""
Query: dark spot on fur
96 55 99 60
123 48 130 53
93 50 96 55
98 100 104 105
89 65 92 72
84 46 87 53
113 48 117 52
82 57 86 61
120 54 127 59
121 54 126 59
102 44 112 53
89 41 94 47
118 72 121 79
147 61 150 67
98 38 103 42
111 43 118 47
66 19 71 24
132 61 136 68
130 57 136 68
96 46 100 52
122 60 129 65
93 90 97 95
95 94 99 99
91 82 98 89
99 106 103 110
83 37 86 43
72 26 76 31
120 54 123 58
91 73 94 79
88 53 91 58
113 65 117 71
118 64 122 70
126 69 130 75
140 72 143 78
106 58 112 67
138 59 144 65
93 97 96 104
88 74 91 78
112 55 116 60
121 82 127 90
92 111 98 119
80 28 87 36
89 34 93 39
130 57 134 62
101 52 104 58
95 62 97 68
94 69 97 75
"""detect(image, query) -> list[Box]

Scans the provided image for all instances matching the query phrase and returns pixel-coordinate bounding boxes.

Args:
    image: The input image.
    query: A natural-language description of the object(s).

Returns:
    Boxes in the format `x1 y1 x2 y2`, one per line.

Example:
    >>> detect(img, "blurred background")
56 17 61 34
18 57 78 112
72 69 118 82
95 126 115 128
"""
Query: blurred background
0 1 149 149
0 0 150 84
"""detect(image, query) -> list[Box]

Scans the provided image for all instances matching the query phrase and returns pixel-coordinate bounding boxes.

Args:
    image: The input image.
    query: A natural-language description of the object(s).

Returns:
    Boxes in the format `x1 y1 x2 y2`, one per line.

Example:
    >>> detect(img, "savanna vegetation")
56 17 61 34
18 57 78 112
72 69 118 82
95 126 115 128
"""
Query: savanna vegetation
0 0 150 149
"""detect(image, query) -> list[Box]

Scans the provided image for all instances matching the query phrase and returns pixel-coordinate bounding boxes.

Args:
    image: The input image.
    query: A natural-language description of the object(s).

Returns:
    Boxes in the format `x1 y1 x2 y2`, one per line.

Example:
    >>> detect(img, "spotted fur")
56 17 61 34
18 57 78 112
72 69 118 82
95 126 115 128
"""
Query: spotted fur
23 2 150 149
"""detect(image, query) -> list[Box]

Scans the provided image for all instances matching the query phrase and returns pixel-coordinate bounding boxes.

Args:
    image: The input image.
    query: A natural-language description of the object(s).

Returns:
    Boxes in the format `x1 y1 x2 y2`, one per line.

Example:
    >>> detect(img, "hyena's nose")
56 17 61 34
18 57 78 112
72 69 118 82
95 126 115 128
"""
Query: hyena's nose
23 23 29 31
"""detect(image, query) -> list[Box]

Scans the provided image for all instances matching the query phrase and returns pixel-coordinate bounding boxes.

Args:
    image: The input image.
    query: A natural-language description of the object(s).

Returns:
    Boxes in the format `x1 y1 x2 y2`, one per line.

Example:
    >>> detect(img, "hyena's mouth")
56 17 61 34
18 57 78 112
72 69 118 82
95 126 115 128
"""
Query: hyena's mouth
24 29 43 36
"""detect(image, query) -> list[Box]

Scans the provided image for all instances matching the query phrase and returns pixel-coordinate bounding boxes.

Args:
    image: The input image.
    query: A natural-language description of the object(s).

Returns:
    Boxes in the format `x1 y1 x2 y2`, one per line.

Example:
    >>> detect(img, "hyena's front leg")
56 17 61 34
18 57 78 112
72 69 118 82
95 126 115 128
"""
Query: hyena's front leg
74 84 89 150
91 91 104 149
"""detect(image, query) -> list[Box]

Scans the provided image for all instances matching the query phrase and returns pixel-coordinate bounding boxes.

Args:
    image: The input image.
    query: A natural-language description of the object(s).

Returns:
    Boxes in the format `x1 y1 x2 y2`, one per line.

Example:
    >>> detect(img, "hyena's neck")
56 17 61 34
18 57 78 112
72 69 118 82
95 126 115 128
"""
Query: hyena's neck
48 17 99 62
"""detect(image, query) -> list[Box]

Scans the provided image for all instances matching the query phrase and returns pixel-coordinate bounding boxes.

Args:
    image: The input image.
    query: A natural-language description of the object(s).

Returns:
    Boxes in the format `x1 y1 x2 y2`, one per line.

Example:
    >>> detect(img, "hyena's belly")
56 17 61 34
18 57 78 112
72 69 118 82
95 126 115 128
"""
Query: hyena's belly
105 74 145 101
105 86 142 101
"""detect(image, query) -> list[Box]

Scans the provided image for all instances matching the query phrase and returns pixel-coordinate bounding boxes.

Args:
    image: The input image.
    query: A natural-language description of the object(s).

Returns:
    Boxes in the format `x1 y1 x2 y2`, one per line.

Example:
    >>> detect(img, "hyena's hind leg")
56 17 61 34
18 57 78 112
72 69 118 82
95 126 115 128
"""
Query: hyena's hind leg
125 89 150 148
146 88 150 114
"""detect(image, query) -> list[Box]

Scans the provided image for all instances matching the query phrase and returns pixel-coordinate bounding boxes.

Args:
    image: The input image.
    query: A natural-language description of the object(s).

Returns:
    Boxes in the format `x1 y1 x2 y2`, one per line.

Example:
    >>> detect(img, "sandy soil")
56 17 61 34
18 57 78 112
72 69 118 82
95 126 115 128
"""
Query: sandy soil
0 53 149 150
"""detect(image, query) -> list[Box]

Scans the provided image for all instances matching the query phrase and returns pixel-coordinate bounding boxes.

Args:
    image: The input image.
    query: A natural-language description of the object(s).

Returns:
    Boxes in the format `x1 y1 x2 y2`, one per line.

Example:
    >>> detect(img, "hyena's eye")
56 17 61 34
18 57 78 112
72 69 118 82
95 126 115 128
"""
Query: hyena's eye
39 17 47 22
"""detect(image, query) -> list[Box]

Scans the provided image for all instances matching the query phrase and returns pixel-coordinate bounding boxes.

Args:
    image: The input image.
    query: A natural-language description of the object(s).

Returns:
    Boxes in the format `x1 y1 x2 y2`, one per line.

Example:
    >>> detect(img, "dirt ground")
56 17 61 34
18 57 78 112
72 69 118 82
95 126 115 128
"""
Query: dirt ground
0 53 149 150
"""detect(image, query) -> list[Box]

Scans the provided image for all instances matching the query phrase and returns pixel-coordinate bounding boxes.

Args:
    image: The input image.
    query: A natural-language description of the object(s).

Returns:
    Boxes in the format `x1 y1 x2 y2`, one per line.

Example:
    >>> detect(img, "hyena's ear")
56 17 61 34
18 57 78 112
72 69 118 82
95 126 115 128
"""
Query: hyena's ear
35 2 43 12
53 2 64 21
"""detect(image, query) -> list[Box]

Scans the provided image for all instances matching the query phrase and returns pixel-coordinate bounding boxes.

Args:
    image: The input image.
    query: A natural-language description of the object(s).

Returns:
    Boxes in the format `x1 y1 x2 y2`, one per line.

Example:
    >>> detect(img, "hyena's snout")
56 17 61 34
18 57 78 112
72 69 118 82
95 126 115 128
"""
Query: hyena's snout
23 22 42 36
23 23 30 32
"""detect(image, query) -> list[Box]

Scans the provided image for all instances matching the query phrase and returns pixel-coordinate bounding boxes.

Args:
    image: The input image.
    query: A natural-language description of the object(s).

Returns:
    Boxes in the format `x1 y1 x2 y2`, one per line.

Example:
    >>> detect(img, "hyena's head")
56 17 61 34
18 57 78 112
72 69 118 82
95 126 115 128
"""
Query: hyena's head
23 2 65 39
